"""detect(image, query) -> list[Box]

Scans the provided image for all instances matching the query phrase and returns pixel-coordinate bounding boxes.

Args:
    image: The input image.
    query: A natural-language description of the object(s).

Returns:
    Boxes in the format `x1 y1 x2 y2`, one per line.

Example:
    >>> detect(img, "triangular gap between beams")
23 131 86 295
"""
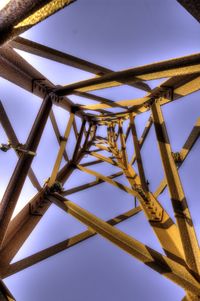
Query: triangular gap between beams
10 202 87 264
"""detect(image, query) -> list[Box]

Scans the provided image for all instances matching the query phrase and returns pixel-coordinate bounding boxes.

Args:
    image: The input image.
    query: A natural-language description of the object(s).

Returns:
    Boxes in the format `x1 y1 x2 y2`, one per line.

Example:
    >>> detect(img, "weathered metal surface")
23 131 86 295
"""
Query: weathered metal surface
0 0 76 46
0 1 200 300
0 94 53 247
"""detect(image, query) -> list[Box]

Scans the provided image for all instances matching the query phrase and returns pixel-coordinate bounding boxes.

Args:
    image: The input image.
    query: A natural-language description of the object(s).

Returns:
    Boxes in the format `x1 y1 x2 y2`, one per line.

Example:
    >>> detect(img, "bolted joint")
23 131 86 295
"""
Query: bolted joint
144 97 156 109
49 92 60 103
91 120 97 126
172 152 183 164
0 141 36 156
32 79 48 95
70 161 77 169
71 105 80 114
15 143 36 156
44 181 64 195
0 143 11 152
59 136 68 142
50 181 64 193
160 87 174 100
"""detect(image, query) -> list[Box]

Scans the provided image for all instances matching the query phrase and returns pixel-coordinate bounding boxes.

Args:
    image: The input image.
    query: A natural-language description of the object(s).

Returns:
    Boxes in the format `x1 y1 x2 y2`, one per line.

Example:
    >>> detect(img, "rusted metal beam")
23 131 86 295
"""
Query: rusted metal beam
0 46 85 118
0 94 53 247
9 37 150 93
0 101 41 191
0 0 76 46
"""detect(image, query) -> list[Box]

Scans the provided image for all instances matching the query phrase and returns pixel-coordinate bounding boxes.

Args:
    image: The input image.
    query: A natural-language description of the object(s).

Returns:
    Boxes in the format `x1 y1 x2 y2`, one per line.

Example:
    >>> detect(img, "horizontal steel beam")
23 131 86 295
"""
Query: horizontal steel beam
55 53 200 96
62 171 122 196
93 74 200 121
9 37 150 93
0 46 85 118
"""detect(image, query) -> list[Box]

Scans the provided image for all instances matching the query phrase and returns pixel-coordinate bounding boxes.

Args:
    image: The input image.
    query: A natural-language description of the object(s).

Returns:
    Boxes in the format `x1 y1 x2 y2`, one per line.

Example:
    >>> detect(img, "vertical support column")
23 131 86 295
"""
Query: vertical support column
90 123 97 141
118 119 128 168
0 279 15 300
93 125 97 140
0 94 53 247
72 119 86 162
48 113 74 187
151 98 200 276
107 124 111 144
109 123 121 160
129 113 148 191
111 123 118 150
109 122 115 147
82 123 92 150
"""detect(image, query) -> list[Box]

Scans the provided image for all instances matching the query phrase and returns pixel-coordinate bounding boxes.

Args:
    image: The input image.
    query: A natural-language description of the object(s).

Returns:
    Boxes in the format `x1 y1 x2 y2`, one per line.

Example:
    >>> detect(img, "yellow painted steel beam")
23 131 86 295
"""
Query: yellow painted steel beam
93 76 200 121
77 164 137 197
94 143 111 152
9 37 150 93
78 148 185 262
106 126 186 261
154 117 200 198
55 53 200 96
151 98 200 275
48 113 74 187
89 152 123 169
118 120 129 168
130 116 153 165
79 97 148 111
74 91 128 109
62 171 123 196
129 113 148 191
50 111 69 162
51 193 200 295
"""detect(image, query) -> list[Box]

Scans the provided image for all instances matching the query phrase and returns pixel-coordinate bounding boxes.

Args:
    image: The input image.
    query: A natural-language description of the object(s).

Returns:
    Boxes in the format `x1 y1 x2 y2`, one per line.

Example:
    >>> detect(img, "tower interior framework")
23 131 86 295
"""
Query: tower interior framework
0 1 200 300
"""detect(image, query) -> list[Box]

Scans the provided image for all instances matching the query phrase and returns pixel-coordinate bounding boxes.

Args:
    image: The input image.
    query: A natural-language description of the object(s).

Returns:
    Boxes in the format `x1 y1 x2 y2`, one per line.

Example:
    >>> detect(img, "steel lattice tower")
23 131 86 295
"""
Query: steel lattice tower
0 1 200 300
